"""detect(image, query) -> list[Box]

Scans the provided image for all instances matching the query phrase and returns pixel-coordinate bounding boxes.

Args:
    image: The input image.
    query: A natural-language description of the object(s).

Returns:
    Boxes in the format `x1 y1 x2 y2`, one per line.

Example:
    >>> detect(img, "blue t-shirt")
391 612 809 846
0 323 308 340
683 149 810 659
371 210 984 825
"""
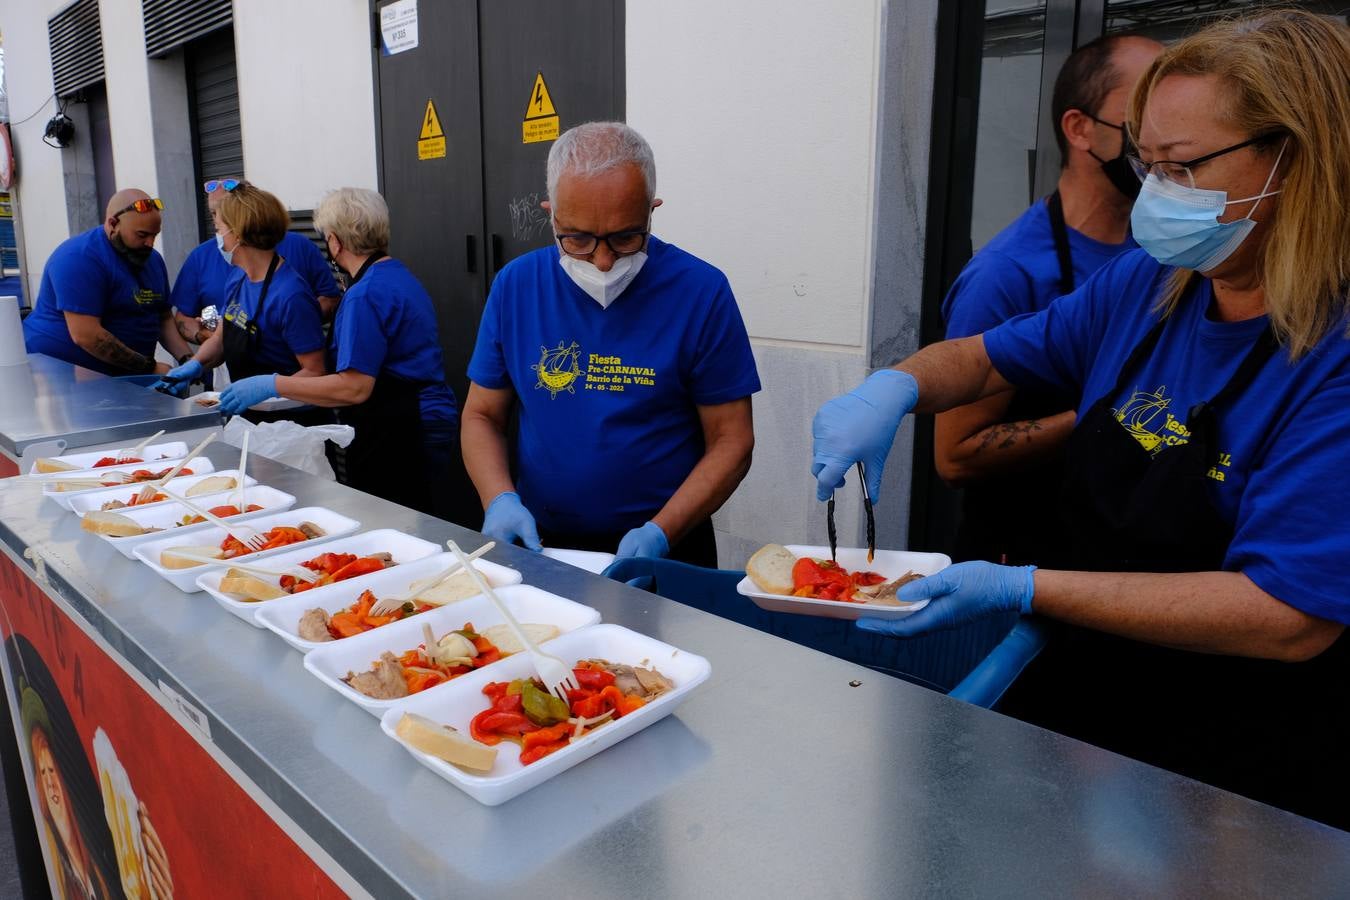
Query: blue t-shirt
468 236 761 534
23 226 170 375
943 198 1137 339
984 248 1350 625
331 259 457 425
171 231 339 317
220 262 325 375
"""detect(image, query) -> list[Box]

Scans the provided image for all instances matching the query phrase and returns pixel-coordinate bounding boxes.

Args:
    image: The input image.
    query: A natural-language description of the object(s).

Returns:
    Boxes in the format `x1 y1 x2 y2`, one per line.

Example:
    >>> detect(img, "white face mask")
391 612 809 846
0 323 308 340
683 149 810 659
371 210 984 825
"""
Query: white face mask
558 250 648 308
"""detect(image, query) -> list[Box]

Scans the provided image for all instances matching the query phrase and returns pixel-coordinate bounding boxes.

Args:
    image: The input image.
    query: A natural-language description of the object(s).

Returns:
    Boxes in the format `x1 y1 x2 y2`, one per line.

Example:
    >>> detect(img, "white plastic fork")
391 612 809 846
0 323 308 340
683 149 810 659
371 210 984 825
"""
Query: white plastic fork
114 429 165 464
368 540 496 616
153 433 217 487
233 431 250 511
158 488 268 552
446 539 578 704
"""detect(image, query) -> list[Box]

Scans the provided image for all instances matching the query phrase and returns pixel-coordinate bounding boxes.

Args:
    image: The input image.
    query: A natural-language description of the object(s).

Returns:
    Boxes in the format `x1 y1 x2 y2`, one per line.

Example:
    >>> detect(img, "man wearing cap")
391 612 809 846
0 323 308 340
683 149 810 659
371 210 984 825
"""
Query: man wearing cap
23 189 193 375
170 177 342 347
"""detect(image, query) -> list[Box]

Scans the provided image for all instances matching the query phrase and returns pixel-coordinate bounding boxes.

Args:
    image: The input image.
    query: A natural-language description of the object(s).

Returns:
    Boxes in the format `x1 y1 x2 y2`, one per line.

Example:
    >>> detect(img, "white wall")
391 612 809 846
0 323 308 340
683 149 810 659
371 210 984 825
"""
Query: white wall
232 0 378 211
627 2 887 564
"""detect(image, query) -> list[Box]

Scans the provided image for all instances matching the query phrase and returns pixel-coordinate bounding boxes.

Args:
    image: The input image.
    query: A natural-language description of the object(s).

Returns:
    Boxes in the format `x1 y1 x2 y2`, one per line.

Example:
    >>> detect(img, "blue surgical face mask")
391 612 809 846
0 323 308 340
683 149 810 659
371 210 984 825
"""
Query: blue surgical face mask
215 232 235 265
1130 140 1286 272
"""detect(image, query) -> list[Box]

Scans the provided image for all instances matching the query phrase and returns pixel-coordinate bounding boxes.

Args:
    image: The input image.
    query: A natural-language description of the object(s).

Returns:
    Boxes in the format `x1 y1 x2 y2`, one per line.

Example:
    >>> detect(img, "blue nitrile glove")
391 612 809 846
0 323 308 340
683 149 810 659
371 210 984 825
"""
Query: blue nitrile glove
811 369 919 502
219 374 278 416
481 491 543 551
616 521 670 559
855 561 1036 638
151 359 203 398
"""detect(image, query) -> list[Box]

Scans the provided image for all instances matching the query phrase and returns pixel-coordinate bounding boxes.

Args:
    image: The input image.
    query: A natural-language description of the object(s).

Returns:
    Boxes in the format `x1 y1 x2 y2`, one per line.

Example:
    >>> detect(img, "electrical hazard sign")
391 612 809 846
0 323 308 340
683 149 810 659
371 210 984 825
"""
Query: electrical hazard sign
418 99 446 160
522 71 560 144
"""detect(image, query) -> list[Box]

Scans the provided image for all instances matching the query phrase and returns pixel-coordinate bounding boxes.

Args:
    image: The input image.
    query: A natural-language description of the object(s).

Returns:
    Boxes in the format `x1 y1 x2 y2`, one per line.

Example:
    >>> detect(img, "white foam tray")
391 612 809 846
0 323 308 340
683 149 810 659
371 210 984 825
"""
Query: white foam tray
304 585 601 717
43 458 217 510
26 441 190 475
64 470 258 516
736 545 949 621
541 547 617 575
82 486 297 559
254 552 523 651
380 624 710 806
131 506 360 593
196 528 443 626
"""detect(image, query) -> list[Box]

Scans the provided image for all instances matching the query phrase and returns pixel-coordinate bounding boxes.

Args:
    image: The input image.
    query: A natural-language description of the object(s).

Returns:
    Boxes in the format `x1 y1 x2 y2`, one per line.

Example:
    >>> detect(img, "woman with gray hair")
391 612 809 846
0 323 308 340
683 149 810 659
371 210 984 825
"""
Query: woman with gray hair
220 187 467 520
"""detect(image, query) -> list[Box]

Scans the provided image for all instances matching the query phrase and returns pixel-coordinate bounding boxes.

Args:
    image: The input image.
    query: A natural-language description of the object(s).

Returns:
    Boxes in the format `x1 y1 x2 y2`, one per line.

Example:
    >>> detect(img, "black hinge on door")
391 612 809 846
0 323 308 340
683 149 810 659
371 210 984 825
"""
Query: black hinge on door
371 7 380 50
466 235 477 273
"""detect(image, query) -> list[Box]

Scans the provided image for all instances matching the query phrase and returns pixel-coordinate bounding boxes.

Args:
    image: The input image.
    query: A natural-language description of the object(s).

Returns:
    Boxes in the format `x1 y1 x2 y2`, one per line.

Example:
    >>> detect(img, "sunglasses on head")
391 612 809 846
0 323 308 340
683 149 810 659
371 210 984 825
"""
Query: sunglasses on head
113 198 164 216
203 178 242 193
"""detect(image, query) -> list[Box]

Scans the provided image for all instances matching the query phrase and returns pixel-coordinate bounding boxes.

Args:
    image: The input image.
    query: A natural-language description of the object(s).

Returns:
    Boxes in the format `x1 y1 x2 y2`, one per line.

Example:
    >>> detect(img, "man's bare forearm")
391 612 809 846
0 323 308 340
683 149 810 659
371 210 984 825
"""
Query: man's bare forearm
963 409 1075 472
897 335 1013 414
651 436 752 545
89 331 154 372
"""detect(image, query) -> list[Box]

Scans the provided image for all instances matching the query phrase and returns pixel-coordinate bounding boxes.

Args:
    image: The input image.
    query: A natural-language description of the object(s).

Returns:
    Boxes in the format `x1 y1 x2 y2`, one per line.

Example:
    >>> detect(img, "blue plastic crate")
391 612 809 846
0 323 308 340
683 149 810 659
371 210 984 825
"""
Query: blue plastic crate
602 556 1045 708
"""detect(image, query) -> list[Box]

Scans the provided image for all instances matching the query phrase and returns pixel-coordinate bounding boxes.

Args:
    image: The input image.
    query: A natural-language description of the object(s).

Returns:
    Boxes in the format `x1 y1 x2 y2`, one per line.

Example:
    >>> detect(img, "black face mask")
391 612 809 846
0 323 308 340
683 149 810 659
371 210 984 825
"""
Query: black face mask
110 232 153 267
1087 114 1142 201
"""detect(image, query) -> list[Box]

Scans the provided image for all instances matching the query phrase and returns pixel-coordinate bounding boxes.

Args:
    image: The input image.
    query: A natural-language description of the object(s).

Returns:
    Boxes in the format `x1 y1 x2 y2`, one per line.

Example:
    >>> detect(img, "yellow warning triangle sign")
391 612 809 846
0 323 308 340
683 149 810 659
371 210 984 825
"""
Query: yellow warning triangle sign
420 100 445 140
524 72 556 120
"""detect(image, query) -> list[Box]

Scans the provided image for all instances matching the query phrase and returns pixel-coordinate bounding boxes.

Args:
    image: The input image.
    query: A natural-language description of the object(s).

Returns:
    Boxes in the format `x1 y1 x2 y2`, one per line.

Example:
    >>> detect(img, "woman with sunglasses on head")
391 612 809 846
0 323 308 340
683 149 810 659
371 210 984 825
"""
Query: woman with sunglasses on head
812 10 1350 828
156 183 330 424
217 187 471 521
23 188 194 376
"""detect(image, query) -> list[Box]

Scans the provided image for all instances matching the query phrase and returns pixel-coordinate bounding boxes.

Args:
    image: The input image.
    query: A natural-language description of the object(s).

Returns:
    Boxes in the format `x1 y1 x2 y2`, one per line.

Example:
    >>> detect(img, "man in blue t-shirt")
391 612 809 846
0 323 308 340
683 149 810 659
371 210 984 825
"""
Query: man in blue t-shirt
170 178 341 345
936 35 1160 565
23 188 194 375
464 122 760 566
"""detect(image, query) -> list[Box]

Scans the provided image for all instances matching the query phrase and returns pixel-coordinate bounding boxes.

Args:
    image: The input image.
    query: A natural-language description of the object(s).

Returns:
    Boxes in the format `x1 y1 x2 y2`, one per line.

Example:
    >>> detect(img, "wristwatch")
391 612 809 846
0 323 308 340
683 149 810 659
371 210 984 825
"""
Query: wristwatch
177 353 194 366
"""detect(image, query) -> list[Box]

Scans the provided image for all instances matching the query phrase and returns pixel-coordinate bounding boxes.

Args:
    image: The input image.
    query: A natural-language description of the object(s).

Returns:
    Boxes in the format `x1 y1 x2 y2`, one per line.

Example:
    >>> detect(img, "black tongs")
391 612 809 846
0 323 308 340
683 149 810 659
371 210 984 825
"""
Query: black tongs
827 462 876 564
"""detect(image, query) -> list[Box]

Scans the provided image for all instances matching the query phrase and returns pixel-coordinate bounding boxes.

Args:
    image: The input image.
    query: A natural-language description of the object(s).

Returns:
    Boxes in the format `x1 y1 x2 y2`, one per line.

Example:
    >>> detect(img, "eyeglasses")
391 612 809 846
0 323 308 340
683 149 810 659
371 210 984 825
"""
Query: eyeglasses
203 178 242 193
113 198 164 216
554 228 649 257
1127 133 1285 188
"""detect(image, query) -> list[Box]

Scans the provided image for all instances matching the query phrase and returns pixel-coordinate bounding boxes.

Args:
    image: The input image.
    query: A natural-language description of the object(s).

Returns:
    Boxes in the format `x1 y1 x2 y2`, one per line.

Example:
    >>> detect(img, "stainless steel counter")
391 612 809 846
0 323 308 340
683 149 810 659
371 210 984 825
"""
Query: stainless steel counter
0 353 220 457
1 442 1347 898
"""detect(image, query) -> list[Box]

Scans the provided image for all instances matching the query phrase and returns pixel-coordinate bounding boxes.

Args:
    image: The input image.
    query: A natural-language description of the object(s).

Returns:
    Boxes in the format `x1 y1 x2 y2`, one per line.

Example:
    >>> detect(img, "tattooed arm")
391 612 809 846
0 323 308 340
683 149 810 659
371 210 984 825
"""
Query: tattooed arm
63 312 170 374
933 389 1075 487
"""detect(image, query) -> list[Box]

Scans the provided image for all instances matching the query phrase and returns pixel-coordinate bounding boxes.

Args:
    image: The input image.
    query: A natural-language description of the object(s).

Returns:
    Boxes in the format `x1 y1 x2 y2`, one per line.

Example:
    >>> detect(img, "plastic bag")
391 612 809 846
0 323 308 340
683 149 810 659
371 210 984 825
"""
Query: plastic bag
221 418 354 481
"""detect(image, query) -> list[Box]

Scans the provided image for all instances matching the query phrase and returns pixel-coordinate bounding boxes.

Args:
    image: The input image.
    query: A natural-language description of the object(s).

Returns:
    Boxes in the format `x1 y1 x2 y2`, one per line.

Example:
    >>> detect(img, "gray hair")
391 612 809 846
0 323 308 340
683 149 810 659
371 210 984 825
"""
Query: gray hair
313 187 390 255
546 122 656 202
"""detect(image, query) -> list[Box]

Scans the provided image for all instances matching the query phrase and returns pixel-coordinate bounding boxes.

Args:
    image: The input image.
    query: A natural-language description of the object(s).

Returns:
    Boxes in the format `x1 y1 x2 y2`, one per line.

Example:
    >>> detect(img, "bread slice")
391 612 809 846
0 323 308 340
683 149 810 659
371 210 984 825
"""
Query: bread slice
746 544 798 595
185 475 237 498
395 712 497 772
34 457 79 474
480 623 561 656
218 569 286 602
160 545 225 570
80 510 146 538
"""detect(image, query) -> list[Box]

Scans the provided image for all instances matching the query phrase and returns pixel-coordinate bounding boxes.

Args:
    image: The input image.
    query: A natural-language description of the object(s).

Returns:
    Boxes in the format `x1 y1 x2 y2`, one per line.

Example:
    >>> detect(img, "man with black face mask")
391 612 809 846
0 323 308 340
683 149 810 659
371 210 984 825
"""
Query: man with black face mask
933 34 1161 568
24 188 193 375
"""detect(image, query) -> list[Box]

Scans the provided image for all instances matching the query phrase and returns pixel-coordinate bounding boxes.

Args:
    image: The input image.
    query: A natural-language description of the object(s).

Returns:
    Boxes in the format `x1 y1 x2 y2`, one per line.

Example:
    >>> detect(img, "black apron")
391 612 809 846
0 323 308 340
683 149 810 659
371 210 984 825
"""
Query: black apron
221 256 332 427
1000 302 1350 829
953 193 1076 565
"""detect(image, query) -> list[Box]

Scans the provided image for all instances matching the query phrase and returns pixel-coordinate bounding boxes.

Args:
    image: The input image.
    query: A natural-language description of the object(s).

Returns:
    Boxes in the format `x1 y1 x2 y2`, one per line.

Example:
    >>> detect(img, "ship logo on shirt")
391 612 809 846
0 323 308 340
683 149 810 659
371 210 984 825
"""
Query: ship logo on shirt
1113 385 1171 454
532 341 581 398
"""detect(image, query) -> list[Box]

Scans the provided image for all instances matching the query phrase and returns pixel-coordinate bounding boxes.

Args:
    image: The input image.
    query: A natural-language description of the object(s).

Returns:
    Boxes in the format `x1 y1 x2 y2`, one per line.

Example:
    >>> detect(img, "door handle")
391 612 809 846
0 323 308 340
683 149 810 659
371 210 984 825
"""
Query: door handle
491 234 504 273
466 235 477 273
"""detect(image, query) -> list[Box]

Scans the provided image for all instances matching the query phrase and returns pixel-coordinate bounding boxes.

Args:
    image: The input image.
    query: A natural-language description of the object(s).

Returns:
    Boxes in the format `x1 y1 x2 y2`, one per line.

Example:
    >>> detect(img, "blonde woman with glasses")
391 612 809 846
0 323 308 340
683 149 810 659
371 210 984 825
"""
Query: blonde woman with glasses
810 10 1350 827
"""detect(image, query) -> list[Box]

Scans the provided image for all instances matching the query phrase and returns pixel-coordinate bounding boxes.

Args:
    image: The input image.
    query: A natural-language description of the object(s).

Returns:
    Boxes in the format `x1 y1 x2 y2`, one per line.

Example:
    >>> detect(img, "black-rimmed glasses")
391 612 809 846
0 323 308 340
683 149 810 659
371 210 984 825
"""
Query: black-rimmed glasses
554 228 649 257
1127 133 1284 188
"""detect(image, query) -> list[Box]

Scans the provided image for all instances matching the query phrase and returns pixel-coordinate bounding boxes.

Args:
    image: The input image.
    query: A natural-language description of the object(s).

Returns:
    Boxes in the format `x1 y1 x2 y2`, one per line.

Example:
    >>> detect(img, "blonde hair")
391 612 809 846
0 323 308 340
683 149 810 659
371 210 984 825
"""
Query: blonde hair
313 187 390 256
217 184 289 251
1126 9 1350 360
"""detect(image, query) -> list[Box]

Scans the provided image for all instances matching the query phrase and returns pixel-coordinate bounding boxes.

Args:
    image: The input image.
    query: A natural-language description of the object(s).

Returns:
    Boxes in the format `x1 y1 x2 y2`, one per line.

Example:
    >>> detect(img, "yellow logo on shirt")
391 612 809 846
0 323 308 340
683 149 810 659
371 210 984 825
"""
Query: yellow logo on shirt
533 341 581 397
531 340 660 398
132 289 160 307
1112 384 1234 481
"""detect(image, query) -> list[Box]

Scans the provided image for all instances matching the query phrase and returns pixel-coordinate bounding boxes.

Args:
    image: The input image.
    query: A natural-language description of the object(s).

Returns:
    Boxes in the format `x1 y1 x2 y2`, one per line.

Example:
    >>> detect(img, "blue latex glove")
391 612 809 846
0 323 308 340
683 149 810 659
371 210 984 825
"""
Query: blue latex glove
481 491 543 551
856 561 1036 638
151 359 203 398
219 374 278 416
616 521 670 559
811 369 919 502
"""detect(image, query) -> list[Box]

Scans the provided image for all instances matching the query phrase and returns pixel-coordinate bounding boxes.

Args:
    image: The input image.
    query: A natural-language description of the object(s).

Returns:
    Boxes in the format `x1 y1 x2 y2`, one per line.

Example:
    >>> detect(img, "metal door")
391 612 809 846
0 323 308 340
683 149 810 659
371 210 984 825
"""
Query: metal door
186 28 243 241
476 1 625 278
373 0 486 402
